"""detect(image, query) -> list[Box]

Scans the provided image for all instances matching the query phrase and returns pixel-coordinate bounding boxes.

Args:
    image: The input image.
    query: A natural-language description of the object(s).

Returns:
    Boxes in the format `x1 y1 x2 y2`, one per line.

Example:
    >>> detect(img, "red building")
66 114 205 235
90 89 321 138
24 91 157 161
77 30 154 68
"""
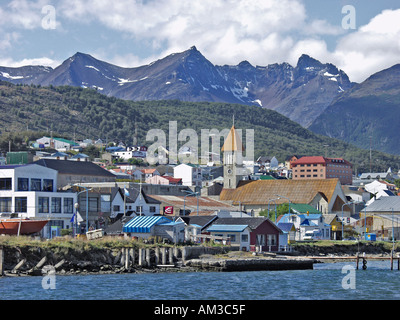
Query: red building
292 156 352 185
208 217 283 252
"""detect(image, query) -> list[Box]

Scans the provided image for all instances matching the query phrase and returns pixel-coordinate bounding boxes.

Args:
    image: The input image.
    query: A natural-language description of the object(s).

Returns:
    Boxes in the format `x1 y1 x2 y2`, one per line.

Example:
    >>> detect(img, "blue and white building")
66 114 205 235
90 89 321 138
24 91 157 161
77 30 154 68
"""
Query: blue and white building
0 164 77 238
123 216 185 243
279 213 331 241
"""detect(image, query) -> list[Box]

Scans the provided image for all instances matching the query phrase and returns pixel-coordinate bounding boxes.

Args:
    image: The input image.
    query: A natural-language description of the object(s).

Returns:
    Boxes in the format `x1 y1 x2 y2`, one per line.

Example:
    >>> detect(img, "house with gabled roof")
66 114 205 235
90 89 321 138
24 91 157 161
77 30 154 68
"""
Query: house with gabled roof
176 215 218 242
278 213 331 240
219 178 348 215
207 217 283 252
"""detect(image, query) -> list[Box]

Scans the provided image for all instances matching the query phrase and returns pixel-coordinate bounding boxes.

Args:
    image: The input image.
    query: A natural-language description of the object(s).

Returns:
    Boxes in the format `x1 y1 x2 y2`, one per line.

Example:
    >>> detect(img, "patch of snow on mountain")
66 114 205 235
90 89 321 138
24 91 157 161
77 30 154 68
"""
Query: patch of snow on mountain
253 99 263 107
1 72 24 80
85 65 100 72
231 86 248 100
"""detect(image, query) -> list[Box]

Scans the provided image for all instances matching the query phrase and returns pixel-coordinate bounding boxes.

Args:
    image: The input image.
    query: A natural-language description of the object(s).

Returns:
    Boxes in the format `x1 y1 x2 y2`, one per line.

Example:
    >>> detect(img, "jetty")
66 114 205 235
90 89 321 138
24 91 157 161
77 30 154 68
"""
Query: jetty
310 251 400 270
0 243 315 277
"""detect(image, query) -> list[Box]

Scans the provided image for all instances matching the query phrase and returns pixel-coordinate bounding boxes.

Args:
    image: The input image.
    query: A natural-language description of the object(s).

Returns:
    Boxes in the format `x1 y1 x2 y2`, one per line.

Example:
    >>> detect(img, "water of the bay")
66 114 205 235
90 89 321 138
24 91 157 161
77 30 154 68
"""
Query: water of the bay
1 260 400 300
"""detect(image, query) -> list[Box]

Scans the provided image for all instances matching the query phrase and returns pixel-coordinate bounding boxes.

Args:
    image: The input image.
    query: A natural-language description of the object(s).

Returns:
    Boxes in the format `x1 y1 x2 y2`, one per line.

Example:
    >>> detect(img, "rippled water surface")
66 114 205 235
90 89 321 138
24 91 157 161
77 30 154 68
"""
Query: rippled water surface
1 261 400 300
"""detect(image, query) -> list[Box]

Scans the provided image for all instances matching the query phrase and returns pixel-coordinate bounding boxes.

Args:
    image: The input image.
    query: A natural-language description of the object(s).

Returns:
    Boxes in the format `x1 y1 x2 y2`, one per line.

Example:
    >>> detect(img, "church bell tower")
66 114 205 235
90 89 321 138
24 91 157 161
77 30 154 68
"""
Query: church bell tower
221 121 245 189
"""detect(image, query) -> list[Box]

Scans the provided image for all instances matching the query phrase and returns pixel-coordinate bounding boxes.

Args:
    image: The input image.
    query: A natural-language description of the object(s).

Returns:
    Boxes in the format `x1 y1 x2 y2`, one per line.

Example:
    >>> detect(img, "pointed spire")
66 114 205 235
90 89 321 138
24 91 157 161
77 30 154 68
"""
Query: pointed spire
221 124 244 152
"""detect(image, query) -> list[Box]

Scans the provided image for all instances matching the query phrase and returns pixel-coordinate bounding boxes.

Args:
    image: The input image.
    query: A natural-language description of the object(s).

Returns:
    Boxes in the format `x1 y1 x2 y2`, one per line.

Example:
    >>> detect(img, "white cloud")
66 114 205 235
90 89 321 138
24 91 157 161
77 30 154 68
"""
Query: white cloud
57 0 309 66
333 9 400 82
1 0 399 85
0 56 60 68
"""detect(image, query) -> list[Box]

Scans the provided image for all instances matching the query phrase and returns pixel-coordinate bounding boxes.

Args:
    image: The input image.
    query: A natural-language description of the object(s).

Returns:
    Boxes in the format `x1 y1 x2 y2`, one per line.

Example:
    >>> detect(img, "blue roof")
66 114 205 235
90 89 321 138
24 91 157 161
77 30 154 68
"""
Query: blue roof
298 214 322 220
123 216 170 233
300 219 318 227
160 221 184 227
207 224 248 233
277 222 294 233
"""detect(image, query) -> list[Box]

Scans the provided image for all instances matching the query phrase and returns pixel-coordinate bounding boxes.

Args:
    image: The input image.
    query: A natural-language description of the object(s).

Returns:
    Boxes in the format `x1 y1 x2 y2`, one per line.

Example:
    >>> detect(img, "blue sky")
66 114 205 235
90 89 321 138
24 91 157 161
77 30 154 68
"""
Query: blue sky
0 0 400 82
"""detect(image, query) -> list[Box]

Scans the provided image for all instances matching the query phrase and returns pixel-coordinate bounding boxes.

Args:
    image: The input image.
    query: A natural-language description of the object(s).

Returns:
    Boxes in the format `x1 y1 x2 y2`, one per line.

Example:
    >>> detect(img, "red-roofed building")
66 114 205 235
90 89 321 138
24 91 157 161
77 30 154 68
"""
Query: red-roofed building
292 156 352 185
145 175 182 186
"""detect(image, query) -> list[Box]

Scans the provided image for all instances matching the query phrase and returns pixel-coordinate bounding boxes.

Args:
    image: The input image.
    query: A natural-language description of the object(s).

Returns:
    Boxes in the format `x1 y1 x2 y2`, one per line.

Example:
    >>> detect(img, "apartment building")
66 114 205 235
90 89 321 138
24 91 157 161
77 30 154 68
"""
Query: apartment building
291 156 352 185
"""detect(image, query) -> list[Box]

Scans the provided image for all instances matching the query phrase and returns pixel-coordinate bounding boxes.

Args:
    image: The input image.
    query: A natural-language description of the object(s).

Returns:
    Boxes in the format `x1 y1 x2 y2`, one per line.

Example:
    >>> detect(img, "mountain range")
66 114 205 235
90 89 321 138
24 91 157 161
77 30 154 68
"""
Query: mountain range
0 46 399 155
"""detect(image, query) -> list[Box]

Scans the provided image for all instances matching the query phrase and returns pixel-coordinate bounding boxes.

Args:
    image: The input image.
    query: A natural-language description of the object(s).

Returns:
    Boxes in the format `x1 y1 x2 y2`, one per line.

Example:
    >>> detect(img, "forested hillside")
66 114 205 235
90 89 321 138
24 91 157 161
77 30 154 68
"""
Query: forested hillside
0 81 398 172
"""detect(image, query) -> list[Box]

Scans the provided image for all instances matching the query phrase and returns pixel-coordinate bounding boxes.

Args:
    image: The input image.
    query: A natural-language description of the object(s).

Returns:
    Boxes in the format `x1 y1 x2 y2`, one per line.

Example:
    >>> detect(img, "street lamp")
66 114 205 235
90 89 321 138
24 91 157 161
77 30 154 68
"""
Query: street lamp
341 202 354 241
268 198 278 223
392 207 395 247
276 194 291 214
73 202 79 237
73 184 92 234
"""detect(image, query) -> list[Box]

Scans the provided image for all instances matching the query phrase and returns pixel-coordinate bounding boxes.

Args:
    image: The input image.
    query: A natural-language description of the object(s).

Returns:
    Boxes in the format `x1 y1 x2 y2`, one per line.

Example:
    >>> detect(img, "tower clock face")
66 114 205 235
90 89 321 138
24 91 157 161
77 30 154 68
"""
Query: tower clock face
227 169 232 174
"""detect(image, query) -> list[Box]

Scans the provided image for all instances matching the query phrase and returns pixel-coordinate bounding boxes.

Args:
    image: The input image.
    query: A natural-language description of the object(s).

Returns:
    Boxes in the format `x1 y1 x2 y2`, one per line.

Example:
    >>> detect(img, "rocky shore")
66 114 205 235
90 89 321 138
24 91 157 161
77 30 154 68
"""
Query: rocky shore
0 240 397 277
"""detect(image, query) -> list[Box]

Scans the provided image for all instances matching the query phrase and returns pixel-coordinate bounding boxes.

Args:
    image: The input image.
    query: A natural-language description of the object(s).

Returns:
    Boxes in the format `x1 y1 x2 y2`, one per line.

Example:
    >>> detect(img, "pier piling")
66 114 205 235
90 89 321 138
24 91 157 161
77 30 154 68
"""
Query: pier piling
146 248 151 267
0 247 3 276
138 248 144 267
124 248 130 269
12 259 26 274
155 247 160 265
129 248 135 265
169 247 174 265
162 248 167 265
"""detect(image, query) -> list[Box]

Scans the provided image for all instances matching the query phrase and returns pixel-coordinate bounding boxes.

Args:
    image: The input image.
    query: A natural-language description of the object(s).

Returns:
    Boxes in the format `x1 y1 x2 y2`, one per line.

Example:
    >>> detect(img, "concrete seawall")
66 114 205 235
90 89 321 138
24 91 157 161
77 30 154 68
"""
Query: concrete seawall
185 257 314 271
0 244 315 276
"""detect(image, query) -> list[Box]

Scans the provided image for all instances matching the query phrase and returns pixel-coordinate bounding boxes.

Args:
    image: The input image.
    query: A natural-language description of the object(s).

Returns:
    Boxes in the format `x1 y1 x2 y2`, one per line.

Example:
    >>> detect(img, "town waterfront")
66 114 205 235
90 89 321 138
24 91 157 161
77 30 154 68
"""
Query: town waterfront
1 260 400 300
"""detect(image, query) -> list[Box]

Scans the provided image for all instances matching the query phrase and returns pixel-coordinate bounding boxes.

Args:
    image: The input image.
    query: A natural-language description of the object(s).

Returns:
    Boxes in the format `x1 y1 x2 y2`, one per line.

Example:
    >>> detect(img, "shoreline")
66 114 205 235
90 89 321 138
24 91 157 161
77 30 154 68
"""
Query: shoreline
1 239 398 277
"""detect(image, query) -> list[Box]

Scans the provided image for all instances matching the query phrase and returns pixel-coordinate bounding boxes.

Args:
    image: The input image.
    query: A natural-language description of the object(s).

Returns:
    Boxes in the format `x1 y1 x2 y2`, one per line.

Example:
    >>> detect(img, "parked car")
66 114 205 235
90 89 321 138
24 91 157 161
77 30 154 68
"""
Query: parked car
303 229 322 241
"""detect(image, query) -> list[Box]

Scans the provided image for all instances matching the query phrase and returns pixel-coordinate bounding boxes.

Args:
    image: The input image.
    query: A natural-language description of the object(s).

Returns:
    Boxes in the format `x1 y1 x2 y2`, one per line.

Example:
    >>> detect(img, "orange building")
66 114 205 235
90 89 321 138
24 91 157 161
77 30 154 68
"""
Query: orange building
292 156 352 185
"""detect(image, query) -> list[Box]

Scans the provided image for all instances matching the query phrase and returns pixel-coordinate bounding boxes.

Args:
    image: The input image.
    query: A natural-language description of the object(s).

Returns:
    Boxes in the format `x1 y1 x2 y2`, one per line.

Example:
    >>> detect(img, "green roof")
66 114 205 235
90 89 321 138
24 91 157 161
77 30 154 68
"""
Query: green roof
290 203 322 214
260 175 276 180
53 137 79 146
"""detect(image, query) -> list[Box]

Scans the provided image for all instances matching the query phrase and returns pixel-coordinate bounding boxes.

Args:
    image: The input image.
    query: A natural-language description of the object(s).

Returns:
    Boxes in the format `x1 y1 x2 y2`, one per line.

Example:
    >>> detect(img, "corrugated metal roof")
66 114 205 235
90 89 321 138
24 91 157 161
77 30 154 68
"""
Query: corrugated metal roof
123 216 170 233
207 224 248 232
220 179 340 205
365 197 400 212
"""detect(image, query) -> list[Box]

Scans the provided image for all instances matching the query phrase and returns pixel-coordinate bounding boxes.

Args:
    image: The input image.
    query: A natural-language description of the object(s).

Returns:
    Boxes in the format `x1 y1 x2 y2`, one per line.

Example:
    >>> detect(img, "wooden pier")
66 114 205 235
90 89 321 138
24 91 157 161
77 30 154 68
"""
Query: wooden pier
311 251 400 270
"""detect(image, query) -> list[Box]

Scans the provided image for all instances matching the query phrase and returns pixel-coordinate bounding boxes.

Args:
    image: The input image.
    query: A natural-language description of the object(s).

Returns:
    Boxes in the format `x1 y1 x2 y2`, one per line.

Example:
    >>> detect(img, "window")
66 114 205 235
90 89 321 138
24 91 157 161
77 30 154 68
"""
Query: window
267 234 277 246
0 178 12 190
51 197 62 213
256 234 266 246
43 179 54 192
39 197 49 213
150 206 156 213
113 205 120 211
89 197 98 212
136 206 143 213
30 178 42 191
100 195 111 213
228 234 236 242
0 197 12 212
17 178 29 191
15 197 27 213
241 234 248 242
80 197 99 212
63 198 74 214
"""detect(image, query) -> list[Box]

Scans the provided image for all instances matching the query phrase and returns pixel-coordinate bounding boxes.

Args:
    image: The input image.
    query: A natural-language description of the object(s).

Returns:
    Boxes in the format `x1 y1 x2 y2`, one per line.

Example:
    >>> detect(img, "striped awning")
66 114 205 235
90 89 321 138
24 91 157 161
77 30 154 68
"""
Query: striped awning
123 216 170 233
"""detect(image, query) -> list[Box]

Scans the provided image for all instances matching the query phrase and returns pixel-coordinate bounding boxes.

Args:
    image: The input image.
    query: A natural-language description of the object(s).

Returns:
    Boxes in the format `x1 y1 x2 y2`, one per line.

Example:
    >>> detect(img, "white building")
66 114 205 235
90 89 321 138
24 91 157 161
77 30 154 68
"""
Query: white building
0 164 77 238
110 187 161 218
173 163 202 188
36 136 78 151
